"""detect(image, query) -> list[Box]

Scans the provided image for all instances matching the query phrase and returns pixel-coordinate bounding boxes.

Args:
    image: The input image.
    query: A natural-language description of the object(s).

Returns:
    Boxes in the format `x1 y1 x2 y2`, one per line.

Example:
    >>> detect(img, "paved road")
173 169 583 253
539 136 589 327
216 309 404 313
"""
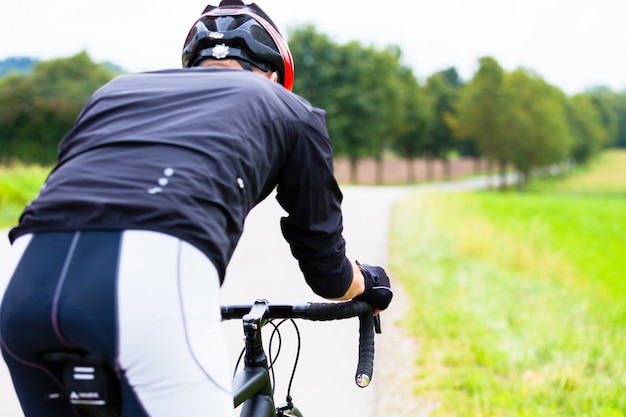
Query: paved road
221 185 413 417
0 176 511 416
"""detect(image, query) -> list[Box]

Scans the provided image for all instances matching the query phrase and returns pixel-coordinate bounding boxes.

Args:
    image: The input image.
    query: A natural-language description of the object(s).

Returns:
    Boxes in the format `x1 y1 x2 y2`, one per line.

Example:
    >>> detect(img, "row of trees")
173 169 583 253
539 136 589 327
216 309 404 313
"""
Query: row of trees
0 52 118 163
1 26 626 188
450 57 620 187
290 26 626 188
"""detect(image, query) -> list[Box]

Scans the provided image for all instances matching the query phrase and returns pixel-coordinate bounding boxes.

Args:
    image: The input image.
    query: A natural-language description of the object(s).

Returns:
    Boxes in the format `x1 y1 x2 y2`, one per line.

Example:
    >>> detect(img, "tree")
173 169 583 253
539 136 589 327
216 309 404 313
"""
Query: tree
289 26 417 183
585 87 619 148
289 26 366 181
325 41 378 181
364 45 411 183
451 57 509 186
615 91 626 148
289 25 341 114
565 93 609 165
502 68 573 189
0 52 117 164
391 69 433 182
0 73 38 161
424 67 463 179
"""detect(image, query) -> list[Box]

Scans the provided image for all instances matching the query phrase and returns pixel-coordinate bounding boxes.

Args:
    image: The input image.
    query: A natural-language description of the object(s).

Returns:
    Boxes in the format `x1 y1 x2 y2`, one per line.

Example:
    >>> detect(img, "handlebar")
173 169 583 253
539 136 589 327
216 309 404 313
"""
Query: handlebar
221 300 379 388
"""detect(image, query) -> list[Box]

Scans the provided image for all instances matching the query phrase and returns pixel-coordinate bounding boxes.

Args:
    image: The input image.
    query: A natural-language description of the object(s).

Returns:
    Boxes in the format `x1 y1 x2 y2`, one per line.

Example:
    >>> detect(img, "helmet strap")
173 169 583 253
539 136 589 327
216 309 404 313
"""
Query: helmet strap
238 59 253 72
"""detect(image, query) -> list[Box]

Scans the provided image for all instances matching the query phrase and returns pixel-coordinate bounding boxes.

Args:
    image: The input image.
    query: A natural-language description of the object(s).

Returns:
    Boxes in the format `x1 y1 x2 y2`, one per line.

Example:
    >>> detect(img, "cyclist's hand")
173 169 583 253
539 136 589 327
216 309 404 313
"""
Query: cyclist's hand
354 261 393 312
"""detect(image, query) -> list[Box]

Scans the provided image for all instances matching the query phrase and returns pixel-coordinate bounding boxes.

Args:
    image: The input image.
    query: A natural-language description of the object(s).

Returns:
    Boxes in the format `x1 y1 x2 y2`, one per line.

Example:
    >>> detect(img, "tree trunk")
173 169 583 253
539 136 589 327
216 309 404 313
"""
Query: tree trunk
516 169 529 192
443 158 452 179
426 154 434 181
486 159 494 189
350 157 358 184
375 156 383 184
499 160 508 190
407 157 416 183
473 157 482 174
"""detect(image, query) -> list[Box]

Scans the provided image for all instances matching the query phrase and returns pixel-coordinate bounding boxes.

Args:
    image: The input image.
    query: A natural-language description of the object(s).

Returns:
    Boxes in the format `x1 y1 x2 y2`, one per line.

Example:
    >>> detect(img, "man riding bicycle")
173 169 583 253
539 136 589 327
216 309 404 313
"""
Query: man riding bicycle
0 1 392 416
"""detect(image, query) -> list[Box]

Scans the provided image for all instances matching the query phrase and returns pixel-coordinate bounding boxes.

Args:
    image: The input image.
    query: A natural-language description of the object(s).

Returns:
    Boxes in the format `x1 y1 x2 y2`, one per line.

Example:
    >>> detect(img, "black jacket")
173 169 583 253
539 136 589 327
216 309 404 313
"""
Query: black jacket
10 68 353 298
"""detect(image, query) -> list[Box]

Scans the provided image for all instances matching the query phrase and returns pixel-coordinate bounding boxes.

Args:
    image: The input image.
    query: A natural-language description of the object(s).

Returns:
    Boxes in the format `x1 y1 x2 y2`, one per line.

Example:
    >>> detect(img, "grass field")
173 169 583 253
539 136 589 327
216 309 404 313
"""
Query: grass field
0 163 49 228
389 149 626 416
529 150 626 196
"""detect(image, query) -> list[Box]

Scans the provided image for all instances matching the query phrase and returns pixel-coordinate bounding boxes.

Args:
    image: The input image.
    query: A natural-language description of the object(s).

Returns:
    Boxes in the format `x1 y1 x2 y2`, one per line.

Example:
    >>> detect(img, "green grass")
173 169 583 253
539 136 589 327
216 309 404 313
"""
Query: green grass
529 149 626 196
0 164 49 228
390 149 626 416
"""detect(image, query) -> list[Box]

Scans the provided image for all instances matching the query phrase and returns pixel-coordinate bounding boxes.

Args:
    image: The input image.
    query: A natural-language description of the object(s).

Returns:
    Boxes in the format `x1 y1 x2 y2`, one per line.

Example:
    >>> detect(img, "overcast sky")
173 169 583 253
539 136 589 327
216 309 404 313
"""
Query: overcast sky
2 0 625 94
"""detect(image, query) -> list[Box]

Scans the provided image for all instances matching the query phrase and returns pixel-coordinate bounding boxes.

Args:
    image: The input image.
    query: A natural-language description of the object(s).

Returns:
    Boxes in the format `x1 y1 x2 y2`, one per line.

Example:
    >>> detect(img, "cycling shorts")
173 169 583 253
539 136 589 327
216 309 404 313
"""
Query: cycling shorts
0 230 234 417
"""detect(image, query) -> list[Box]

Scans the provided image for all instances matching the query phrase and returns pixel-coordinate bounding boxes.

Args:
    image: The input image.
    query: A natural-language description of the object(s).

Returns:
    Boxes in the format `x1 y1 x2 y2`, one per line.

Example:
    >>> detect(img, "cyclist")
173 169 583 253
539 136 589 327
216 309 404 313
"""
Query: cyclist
0 1 392 416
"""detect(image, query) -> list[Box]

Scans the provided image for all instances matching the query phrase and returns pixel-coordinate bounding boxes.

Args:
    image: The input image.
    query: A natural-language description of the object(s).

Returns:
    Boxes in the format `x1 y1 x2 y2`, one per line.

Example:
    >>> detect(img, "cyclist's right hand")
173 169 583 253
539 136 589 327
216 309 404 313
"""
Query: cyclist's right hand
354 261 393 312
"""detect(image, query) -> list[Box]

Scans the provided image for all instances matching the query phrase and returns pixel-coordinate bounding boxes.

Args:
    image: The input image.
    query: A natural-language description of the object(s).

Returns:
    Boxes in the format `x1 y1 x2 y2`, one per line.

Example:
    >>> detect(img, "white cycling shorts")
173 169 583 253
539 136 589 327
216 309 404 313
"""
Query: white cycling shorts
116 230 234 416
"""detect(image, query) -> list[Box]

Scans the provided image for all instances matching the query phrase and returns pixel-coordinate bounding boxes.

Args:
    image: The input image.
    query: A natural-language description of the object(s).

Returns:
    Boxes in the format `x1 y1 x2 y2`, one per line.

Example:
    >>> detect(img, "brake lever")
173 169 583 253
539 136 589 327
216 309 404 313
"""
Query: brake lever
374 315 382 334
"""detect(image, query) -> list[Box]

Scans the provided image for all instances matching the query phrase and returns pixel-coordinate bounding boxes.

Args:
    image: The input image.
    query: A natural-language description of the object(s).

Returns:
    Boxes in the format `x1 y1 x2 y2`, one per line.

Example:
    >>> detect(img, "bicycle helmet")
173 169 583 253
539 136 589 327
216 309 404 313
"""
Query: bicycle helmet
182 0 295 91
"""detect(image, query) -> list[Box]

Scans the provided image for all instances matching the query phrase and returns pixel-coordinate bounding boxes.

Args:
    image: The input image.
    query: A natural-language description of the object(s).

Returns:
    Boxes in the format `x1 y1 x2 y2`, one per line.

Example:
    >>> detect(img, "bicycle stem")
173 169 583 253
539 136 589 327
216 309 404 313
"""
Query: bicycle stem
242 300 271 368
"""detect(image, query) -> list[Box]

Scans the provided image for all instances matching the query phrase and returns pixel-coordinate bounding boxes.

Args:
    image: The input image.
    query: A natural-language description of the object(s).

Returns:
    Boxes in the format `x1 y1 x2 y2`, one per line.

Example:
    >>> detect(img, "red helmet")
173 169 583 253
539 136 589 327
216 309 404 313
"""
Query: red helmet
182 0 295 91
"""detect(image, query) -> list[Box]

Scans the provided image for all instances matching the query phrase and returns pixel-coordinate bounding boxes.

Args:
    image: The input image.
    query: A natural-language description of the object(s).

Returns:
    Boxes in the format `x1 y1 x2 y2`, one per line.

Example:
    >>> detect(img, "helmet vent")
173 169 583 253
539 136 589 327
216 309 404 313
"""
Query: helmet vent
219 15 249 30
250 25 277 51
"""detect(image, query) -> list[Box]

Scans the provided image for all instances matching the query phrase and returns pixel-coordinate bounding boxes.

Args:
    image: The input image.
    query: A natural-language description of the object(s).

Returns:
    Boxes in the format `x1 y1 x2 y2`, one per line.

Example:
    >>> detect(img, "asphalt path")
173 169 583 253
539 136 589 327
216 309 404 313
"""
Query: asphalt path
221 185 413 417
0 175 512 417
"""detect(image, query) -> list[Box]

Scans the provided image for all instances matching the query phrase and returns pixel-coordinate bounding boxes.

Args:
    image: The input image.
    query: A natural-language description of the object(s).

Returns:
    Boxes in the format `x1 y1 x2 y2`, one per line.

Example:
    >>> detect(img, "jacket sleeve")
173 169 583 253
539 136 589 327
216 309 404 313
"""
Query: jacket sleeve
275 108 353 299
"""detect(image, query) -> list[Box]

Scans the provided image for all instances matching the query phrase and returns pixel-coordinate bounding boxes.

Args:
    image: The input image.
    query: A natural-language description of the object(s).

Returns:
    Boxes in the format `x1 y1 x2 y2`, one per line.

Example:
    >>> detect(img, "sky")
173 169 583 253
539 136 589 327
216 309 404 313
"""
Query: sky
2 0 625 94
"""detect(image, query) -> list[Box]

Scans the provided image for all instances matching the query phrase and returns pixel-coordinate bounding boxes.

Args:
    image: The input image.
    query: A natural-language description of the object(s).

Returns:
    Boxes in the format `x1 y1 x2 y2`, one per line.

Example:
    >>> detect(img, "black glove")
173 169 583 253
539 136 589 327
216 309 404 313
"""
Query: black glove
354 261 393 311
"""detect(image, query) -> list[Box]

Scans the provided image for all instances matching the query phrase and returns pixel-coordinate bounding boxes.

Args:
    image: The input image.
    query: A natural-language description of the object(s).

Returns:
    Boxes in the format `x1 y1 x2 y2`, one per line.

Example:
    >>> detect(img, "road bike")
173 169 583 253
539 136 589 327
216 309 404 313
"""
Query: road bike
41 299 380 416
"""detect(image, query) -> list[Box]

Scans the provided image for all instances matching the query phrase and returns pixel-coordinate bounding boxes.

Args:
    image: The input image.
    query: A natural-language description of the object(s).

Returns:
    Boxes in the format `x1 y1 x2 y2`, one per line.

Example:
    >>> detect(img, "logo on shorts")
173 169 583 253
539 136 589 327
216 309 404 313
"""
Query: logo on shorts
70 391 101 400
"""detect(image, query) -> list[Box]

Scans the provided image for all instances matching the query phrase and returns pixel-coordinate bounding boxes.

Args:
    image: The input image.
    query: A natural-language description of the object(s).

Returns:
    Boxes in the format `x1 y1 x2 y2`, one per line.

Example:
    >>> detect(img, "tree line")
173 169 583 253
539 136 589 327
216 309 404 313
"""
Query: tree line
0 52 119 164
1 26 625 189
290 26 626 188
